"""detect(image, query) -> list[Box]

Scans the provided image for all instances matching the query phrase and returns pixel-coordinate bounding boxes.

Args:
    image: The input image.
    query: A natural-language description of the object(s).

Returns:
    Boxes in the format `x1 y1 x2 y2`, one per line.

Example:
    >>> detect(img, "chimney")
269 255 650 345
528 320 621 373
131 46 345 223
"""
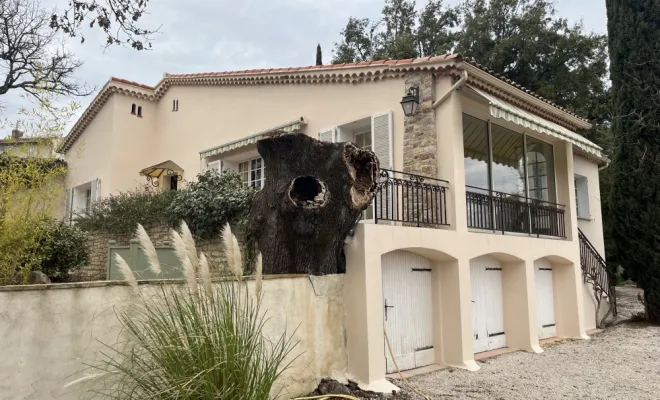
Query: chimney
11 129 23 139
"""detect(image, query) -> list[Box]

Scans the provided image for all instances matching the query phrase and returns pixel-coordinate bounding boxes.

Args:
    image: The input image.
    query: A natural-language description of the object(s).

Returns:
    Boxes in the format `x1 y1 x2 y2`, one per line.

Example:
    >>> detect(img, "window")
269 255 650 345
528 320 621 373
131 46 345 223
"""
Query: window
170 175 178 191
238 157 265 189
575 175 590 218
527 137 556 202
137 106 143 117
206 160 221 172
172 99 179 111
131 104 136 114
462 114 556 201
354 131 372 151
85 189 92 212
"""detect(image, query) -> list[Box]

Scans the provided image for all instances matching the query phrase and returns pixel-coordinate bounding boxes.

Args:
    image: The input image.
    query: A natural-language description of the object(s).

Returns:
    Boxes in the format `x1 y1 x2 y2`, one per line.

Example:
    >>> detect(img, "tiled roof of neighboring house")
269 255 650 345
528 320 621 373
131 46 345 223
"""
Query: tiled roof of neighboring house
0 137 41 145
58 54 592 153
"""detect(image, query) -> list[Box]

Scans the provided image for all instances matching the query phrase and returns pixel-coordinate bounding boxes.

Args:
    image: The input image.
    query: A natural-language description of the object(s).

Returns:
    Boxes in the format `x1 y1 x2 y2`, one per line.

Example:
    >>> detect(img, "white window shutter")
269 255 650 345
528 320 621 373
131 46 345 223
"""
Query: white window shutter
371 111 393 169
319 128 336 142
91 179 101 202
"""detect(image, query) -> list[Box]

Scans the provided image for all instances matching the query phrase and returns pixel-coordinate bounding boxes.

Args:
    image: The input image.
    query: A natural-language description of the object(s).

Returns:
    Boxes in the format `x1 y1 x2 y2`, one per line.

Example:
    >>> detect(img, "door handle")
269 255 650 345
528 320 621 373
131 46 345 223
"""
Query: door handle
384 299 394 321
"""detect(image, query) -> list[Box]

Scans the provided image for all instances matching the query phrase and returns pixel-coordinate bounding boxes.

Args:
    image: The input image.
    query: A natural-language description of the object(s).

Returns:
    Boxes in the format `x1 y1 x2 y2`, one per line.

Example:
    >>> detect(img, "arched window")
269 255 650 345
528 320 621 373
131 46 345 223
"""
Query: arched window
137 106 143 117
172 99 179 111
131 104 136 114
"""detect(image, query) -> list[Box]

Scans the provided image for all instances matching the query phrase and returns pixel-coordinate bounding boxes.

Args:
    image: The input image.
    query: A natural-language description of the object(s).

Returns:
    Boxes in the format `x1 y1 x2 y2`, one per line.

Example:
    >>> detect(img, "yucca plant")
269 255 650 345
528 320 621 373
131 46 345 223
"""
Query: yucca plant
76 222 298 399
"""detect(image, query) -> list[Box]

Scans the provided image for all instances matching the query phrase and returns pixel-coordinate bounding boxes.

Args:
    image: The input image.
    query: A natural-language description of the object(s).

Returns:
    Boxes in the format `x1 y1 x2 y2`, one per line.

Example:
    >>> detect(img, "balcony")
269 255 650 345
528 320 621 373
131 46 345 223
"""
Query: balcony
373 169 449 227
465 186 566 238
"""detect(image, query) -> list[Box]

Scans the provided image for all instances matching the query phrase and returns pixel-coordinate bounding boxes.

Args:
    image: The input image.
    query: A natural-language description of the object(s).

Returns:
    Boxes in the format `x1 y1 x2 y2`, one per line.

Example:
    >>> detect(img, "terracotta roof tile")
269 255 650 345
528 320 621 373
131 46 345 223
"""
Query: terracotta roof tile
110 77 155 90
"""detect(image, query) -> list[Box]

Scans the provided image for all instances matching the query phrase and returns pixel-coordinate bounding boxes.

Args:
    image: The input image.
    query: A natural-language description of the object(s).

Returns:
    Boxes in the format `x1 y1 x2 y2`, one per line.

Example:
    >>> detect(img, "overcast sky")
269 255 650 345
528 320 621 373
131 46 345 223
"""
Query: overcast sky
1 0 608 134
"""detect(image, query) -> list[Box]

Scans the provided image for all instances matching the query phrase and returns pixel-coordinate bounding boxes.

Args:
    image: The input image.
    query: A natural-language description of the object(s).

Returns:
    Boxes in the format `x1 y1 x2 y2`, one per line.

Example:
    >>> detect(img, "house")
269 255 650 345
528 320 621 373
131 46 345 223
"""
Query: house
57 54 612 391
0 129 57 158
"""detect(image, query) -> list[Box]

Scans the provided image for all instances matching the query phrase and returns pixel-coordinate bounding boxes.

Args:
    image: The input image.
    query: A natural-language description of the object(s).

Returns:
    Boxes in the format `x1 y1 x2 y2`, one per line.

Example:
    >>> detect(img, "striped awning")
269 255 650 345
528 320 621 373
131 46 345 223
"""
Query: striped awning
199 117 306 159
466 86 604 159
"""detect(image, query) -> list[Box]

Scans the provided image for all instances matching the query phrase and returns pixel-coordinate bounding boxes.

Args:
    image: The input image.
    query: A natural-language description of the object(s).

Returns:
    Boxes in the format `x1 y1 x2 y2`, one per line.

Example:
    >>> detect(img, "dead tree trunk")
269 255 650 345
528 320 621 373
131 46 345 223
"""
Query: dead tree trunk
249 132 379 275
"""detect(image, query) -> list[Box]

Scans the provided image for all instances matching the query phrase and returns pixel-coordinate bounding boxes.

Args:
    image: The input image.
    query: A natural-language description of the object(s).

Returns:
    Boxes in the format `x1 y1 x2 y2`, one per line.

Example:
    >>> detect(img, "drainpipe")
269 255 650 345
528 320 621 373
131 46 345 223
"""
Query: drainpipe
598 159 611 171
432 70 469 109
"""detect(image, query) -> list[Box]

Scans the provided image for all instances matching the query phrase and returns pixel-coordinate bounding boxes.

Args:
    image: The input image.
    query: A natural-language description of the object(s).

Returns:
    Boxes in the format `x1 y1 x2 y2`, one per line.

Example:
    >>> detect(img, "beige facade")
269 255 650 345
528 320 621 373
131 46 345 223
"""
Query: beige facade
59 55 611 392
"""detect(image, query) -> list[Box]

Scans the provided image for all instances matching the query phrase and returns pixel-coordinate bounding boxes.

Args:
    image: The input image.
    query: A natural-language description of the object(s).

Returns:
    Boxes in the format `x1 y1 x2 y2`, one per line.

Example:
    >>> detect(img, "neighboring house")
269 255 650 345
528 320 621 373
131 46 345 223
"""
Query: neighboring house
57 54 612 391
0 129 57 158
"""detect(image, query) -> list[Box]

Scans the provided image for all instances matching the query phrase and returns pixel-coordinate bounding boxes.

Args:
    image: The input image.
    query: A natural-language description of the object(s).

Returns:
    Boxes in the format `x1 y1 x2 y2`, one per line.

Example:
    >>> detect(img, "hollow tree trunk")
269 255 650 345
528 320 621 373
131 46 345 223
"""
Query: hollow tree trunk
249 132 379 275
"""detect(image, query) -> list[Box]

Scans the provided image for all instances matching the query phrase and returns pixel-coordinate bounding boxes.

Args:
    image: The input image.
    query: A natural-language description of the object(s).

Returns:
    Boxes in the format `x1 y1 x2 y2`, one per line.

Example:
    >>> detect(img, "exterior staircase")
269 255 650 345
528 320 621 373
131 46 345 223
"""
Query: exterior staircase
578 228 617 316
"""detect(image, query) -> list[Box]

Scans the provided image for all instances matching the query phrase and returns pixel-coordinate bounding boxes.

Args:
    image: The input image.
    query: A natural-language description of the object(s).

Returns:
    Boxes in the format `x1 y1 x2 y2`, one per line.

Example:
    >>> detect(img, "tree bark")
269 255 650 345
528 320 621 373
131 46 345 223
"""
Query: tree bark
249 132 379 275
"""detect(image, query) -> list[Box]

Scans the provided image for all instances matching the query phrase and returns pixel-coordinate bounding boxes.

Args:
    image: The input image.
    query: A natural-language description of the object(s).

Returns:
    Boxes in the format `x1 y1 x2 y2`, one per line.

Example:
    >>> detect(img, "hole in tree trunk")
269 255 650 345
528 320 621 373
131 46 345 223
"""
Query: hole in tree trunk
343 143 379 209
288 176 328 208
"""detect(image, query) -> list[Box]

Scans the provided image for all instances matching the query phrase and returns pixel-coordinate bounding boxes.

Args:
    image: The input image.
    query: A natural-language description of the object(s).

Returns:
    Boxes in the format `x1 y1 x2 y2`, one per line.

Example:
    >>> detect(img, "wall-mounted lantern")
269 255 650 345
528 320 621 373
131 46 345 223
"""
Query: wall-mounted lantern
400 86 420 117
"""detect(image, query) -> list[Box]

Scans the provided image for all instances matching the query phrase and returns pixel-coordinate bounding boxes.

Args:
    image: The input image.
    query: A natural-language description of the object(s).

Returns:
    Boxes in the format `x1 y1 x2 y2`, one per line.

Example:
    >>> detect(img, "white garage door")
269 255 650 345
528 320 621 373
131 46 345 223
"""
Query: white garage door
535 259 556 339
471 256 506 353
382 251 434 373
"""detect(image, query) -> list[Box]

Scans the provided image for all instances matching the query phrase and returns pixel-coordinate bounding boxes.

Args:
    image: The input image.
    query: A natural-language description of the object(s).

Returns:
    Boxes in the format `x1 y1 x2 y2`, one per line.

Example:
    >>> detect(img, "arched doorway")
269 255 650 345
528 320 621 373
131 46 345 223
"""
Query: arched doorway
382 250 434 373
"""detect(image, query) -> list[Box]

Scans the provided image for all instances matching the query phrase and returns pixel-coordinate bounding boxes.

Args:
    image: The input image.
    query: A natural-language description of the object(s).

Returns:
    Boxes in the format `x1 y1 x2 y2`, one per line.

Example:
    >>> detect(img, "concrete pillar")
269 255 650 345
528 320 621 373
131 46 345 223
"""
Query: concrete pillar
502 258 542 353
553 261 589 339
343 224 398 392
554 142 578 241
434 257 479 370
434 76 467 232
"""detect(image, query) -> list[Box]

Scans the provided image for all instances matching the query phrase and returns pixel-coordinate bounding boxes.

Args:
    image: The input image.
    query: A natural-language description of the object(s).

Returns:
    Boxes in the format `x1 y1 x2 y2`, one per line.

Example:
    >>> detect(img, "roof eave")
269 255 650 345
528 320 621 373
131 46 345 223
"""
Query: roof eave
462 64 592 131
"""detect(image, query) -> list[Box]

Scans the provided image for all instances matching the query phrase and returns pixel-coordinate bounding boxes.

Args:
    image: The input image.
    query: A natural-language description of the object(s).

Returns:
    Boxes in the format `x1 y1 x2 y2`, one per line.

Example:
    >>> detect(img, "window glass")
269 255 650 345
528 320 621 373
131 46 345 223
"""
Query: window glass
527 136 556 203
355 131 372 151
238 161 249 185
491 123 525 197
250 158 263 188
462 114 490 191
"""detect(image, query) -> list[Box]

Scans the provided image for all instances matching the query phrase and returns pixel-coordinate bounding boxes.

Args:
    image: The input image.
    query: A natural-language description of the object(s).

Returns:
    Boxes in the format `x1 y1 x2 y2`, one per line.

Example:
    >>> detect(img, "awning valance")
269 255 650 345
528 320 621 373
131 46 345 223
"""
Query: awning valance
140 160 184 178
199 117 306 159
466 86 604 159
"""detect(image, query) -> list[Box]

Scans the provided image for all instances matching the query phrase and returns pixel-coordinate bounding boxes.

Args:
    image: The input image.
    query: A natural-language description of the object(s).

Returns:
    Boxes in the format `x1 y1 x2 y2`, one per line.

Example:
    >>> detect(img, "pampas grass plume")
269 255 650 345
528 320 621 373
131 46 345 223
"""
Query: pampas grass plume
115 254 138 295
135 224 161 274
171 229 198 296
199 252 212 297
179 221 199 271
222 223 243 280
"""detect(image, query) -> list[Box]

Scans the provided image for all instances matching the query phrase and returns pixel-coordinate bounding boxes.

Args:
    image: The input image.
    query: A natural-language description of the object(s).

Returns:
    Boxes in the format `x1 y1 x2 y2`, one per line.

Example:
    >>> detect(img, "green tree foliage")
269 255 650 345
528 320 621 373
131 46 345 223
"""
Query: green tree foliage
606 0 660 323
76 170 256 241
417 0 460 57
0 153 68 284
73 186 178 236
316 43 323 65
332 17 376 63
167 170 257 240
38 219 90 282
332 0 608 127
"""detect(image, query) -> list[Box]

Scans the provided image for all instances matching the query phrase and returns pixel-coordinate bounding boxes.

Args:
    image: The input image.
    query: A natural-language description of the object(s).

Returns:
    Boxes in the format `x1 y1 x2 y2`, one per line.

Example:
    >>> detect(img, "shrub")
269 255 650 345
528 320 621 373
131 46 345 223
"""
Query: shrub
167 170 257 239
82 223 298 399
38 221 90 282
0 153 68 285
74 186 178 236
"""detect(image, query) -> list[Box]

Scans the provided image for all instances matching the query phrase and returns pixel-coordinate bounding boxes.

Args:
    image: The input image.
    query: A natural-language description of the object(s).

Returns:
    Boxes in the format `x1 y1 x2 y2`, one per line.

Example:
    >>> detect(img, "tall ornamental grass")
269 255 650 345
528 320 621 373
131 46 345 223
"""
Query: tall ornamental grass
79 222 298 399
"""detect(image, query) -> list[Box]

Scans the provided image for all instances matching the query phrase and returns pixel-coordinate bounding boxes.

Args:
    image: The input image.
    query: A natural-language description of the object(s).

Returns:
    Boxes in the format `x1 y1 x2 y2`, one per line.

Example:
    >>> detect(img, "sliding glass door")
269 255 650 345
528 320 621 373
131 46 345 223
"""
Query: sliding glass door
462 113 564 237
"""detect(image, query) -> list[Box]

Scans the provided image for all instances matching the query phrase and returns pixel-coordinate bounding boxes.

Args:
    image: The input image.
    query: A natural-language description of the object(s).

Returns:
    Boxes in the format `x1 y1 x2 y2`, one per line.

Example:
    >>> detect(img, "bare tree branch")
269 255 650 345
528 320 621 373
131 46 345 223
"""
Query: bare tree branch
49 0 160 50
0 0 91 100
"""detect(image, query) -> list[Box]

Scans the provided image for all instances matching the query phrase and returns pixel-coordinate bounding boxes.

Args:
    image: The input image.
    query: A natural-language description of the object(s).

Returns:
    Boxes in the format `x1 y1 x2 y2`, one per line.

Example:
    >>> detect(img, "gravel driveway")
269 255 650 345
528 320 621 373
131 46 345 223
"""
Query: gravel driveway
394 286 660 400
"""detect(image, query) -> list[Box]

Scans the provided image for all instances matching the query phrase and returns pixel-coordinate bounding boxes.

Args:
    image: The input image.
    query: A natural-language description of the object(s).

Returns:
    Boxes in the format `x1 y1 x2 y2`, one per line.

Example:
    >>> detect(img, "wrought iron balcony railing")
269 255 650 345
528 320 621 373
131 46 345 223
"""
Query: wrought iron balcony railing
465 186 566 238
374 169 449 227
